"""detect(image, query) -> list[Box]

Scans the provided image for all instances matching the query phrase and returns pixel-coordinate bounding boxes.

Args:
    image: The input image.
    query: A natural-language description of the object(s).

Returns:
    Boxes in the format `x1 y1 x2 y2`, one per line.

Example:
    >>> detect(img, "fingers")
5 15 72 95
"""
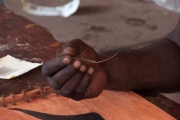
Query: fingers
42 39 104 101
68 68 94 100
62 39 87 56
74 68 94 94
58 71 85 97
48 64 95 100
70 74 92 100
83 69 107 99
47 61 81 89
42 56 72 76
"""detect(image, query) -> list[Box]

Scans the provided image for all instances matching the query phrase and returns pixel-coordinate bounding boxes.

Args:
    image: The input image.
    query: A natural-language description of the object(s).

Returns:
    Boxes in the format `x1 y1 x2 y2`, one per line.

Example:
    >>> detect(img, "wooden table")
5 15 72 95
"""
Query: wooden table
0 6 178 120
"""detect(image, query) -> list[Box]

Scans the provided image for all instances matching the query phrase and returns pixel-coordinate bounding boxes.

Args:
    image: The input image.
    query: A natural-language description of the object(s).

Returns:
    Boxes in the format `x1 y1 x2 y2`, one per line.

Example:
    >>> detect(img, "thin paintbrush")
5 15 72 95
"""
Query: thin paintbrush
57 53 118 63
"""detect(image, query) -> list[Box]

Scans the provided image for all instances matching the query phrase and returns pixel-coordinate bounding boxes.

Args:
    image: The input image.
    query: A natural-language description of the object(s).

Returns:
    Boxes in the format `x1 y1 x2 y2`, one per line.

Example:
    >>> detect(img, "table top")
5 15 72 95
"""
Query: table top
136 91 180 120
0 89 176 120
0 6 63 95
0 6 179 120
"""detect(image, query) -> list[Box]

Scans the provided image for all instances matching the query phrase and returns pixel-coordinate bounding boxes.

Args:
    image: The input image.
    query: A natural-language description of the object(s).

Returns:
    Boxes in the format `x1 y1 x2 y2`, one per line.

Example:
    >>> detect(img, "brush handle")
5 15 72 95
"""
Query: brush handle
57 53 118 64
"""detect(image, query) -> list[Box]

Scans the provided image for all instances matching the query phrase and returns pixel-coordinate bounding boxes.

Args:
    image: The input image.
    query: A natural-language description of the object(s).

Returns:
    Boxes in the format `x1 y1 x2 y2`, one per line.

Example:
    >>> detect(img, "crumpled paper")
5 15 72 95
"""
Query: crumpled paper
0 55 43 79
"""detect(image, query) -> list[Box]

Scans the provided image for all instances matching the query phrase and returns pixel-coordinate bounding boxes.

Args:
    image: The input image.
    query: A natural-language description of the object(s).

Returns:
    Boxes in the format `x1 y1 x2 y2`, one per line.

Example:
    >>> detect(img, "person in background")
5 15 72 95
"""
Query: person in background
42 2 180 101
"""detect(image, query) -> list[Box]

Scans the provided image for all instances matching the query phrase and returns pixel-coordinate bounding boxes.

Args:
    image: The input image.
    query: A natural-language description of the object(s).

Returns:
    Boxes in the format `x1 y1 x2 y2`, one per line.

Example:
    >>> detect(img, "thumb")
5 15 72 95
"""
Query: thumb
63 39 87 56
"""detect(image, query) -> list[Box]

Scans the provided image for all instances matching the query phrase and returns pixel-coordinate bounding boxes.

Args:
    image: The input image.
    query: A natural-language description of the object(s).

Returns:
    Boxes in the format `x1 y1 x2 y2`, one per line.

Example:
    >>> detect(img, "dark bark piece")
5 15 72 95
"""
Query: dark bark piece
10 108 105 120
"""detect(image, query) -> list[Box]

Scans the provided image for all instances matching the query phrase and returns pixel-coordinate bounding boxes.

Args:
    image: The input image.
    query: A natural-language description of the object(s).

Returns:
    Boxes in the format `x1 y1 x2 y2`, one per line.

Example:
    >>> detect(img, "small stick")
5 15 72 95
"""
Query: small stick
0 95 7 107
53 90 59 96
10 93 16 105
21 90 30 102
25 24 36 29
37 86 45 98
57 53 118 63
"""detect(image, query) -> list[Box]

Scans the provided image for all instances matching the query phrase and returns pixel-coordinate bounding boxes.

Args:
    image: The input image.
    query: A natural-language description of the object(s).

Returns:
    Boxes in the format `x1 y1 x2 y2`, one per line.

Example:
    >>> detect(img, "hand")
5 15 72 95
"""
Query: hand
42 39 108 100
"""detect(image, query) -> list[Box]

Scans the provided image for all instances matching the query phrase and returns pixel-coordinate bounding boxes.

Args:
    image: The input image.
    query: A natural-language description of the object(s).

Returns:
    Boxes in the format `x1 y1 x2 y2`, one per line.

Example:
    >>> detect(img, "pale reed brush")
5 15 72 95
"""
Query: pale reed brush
57 53 118 63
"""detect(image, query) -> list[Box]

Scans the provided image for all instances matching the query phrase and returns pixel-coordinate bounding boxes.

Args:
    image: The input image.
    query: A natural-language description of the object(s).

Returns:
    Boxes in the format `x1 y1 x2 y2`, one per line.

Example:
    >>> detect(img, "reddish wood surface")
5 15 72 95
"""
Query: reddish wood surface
0 6 176 120
0 90 176 120
0 6 63 96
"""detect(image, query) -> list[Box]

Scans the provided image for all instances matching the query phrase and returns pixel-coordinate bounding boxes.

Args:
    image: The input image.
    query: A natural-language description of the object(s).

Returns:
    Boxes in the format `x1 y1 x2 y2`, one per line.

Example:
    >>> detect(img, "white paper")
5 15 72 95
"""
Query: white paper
0 55 43 79
22 0 80 17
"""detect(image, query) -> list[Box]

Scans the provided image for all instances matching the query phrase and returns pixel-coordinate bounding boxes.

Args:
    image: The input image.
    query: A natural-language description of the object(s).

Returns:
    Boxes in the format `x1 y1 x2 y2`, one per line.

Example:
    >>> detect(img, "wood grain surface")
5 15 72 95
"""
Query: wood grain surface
0 90 176 120
0 6 176 120
0 6 63 96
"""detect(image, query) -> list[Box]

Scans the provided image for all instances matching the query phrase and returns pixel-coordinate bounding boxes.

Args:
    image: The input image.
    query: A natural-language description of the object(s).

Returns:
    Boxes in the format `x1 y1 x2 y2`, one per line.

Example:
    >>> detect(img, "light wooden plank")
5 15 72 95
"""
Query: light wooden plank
0 90 175 120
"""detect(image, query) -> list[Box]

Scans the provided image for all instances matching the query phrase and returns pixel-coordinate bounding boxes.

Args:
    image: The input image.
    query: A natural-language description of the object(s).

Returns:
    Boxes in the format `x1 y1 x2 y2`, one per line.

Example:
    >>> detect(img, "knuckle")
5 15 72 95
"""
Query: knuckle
53 66 72 78
75 88 85 94
42 58 63 76
47 77 60 89
61 67 72 76
42 63 50 75
63 65 77 75
52 77 65 89
60 89 70 97
74 73 82 79
83 75 89 81
83 74 91 82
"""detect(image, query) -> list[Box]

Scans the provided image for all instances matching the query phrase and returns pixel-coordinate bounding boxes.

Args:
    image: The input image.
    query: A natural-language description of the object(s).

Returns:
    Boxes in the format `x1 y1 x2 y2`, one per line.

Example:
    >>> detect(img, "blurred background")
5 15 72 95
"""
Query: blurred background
3 0 180 103
4 0 179 52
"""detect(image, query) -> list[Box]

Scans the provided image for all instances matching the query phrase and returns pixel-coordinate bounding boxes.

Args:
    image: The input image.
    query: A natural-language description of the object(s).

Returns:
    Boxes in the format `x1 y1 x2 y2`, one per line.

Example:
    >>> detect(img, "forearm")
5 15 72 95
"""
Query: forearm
101 39 180 92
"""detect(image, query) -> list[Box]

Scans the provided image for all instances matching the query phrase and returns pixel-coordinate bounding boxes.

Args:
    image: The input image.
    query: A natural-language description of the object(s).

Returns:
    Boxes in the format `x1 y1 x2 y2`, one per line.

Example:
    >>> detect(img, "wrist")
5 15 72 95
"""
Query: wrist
98 53 111 88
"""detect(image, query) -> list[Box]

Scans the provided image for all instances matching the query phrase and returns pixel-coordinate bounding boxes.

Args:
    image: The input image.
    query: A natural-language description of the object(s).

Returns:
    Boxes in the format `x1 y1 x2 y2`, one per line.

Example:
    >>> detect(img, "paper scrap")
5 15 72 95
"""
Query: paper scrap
21 0 80 17
0 55 43 79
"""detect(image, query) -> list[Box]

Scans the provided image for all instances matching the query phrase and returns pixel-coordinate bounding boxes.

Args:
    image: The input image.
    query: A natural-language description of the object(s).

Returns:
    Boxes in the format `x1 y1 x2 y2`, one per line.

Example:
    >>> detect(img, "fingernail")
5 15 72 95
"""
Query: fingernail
63 57 71 64
63 47 76 55
73 61 81 68
80 65 87 72
88 68 94 74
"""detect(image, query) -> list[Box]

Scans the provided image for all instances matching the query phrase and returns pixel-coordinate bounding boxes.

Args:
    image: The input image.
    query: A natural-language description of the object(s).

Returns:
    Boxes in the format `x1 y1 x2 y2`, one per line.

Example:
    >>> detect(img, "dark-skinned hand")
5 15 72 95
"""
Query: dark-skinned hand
42 39 108 100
